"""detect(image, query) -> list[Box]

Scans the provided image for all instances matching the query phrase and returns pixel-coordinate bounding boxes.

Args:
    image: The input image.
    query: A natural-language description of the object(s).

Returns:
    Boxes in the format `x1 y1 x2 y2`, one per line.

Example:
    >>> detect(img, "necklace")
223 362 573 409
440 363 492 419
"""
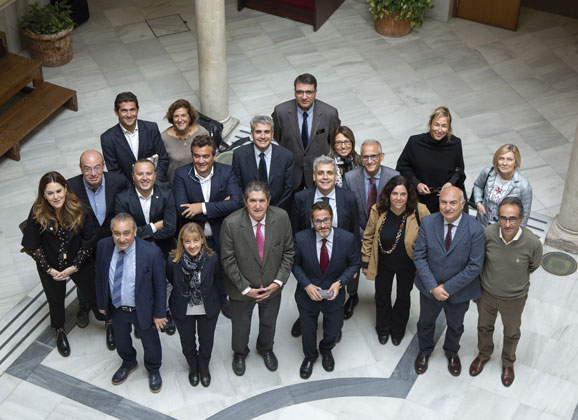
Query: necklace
377 210 407 254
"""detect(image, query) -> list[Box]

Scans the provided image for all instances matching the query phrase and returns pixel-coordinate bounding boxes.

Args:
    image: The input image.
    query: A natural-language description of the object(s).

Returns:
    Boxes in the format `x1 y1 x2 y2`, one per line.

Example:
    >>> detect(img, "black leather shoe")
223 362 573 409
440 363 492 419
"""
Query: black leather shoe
291 318 301 337
391 336 402 346
188 367 199 387
259 351 278 371
55 328 70 357
112 363 138 385
343 294 359 320
164 311 176 336
414 353 430 375
76 304 90 328
321 351 335 372
446 353 462 377
300 358 314 379
221 300 231 319
149 371 162 393
105 321 115 351
232 355 245 376
378 333 389 345
200 368 211 387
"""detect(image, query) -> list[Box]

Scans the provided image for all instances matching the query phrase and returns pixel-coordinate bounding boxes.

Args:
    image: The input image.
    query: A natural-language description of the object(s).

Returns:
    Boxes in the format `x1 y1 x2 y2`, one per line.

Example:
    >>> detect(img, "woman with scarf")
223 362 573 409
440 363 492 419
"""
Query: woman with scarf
329 126 362 187
167 222 220 388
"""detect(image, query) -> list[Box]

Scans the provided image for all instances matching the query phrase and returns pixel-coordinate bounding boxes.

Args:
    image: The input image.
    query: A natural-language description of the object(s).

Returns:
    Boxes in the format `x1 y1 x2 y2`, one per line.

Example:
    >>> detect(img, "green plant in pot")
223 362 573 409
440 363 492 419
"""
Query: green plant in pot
21 1 75 66
367 0 433 36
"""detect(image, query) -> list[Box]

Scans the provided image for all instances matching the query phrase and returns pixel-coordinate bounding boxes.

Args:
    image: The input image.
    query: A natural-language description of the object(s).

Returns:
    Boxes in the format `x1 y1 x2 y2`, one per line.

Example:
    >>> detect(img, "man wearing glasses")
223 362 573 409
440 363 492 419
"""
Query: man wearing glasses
469 197 542 387
272 73 341 191
343 139 399 318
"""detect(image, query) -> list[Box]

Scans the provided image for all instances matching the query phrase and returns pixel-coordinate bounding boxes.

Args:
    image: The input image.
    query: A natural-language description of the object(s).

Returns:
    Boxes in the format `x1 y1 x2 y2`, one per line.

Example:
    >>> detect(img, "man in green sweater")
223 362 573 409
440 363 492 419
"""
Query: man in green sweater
469 197 543 387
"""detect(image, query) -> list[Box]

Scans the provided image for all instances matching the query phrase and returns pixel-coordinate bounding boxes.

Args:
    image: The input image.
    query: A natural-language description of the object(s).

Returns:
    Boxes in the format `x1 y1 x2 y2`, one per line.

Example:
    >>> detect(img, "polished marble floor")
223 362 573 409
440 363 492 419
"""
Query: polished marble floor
0 0 577 419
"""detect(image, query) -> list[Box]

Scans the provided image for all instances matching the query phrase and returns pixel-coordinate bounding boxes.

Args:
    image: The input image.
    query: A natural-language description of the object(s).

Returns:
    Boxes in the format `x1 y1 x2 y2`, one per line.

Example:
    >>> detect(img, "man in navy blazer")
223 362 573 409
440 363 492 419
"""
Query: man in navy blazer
232 115 294 209
293 201 360 379
413 187 485 377
95 213 167 393
100 92 169 183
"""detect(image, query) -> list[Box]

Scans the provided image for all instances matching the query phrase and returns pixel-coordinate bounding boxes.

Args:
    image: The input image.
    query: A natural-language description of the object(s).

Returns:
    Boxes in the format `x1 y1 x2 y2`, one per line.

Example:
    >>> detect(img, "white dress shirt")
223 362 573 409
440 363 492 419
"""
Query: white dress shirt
136 187 157 233
195 166 214 237
254 144 272 178
121 122 139 160
316 229 334 262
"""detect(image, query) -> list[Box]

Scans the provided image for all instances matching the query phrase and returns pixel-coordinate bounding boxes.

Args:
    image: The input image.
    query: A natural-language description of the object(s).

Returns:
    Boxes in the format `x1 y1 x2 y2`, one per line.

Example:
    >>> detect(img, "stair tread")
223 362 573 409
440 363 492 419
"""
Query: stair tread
0 53 42 105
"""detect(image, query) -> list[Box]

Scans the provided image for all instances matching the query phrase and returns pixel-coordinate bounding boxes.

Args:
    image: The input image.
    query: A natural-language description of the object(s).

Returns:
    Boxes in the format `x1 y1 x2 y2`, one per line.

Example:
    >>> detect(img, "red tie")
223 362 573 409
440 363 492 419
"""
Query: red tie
256 222 264 262
367 177 377 214
445 223 453 251
320 239 329 274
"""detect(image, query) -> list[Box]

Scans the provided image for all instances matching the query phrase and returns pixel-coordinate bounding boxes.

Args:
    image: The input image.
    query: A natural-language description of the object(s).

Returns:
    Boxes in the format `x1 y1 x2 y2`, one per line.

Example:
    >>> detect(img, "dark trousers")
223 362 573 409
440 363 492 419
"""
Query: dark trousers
417 293 470 355
346 270 360 296
375 263 414 339
174 313 219 371
38 259 100 329
111 307 162 373
206 237 227 304
298 298 343 360
229 293 281 357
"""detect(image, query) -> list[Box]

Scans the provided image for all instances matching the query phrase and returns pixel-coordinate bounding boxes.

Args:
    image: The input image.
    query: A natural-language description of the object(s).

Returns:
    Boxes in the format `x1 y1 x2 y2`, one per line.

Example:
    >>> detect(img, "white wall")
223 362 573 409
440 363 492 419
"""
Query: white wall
426 0 454 23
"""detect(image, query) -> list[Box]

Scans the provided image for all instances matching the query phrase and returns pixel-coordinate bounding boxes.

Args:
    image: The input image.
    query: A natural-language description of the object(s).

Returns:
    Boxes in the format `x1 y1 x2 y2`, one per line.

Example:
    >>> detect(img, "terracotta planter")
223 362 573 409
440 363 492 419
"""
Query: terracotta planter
374 12 412 37
24 28 73 67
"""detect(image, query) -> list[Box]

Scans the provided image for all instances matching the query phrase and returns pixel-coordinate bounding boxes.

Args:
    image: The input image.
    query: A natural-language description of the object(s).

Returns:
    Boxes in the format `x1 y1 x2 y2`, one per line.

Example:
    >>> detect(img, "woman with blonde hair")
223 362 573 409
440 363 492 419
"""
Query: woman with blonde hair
473 144 532 226
167 222 220 388
22 171 99 357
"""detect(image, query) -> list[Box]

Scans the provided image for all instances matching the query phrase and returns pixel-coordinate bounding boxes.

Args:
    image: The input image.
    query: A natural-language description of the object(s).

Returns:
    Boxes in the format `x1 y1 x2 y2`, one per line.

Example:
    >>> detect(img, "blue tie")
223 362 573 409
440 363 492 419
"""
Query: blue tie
301 111 309 149
111 250 125 308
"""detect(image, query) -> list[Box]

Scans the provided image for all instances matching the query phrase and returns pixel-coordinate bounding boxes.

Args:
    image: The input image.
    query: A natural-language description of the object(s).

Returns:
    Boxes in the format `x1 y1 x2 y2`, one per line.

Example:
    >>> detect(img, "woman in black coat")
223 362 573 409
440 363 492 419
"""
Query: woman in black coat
167 222 220 388
22 171 99 357
396 106 466 213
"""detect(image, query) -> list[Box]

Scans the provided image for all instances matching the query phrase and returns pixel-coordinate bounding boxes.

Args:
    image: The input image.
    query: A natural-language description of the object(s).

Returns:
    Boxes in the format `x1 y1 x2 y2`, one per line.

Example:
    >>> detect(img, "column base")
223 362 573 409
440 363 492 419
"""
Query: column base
219 114 240 141
545 217 578 255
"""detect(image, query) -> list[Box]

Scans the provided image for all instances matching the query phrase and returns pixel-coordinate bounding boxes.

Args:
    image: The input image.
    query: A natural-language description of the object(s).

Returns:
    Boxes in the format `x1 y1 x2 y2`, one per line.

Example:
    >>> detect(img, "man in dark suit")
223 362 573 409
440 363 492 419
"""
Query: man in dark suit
173 135 243 318
272 73 341 191
220 181 294 376
100 91 169 183
67 149 128 346
290 155 359 336
293 201 360 379
95 213 167 393
232 115 294 209
343 139 399 318
413 186 485 377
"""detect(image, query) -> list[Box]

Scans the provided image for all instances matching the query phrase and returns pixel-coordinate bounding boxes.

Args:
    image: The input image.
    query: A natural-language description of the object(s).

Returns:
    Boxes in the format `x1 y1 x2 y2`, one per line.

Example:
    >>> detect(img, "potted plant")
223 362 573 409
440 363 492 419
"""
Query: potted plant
367 0 433 37
21 1 74 66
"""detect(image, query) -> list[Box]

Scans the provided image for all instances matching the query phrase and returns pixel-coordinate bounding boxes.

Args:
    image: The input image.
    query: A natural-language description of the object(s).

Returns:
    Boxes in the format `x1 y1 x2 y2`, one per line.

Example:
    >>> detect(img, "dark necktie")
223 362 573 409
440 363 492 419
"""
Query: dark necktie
258 152 267 183
321 196 329 203
111 250 125 308
320 239 329 274
445 224 453 251
301 111 309 149
367 177 377 214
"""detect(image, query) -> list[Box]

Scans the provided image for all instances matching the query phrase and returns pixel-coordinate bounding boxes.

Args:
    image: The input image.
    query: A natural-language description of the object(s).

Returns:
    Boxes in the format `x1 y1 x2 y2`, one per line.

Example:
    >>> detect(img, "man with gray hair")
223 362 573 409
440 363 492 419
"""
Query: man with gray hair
342 139 399 318
232 115 294 209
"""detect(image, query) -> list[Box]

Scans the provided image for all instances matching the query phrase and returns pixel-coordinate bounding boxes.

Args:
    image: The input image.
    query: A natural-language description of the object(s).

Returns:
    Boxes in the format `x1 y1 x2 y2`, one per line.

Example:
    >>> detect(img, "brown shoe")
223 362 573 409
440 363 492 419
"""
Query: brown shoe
414 353 430 375
501 366 515 387
469 356 487 377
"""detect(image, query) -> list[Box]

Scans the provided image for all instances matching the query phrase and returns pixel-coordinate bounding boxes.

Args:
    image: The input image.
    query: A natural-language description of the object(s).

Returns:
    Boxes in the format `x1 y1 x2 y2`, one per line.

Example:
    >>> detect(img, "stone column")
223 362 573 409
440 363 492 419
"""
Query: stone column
194 0 238 139
545 120 578 254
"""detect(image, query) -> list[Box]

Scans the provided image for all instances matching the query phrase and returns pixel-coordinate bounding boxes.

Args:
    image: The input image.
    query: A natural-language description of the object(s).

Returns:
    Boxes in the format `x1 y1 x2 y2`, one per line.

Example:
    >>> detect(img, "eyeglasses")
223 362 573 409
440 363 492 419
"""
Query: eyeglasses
361 154 380 162
335 140 352 147
295 90 316 96
498 216 520 224
312 217 332 226
82 165 103 173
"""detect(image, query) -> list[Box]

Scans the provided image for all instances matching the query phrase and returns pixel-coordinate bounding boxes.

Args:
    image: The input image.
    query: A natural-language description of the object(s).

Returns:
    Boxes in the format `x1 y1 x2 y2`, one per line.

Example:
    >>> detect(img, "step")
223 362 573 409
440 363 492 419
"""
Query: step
0 82 78 160
0 52 43 106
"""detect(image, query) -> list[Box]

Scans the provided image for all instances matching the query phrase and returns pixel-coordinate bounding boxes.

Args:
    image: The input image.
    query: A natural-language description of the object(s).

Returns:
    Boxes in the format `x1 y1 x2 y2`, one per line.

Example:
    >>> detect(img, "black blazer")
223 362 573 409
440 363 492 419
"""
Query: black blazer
114 184 177 256
67 172 129 239
167 252 220 320
100 119 169 182
290 187 360 244
232 143 294 209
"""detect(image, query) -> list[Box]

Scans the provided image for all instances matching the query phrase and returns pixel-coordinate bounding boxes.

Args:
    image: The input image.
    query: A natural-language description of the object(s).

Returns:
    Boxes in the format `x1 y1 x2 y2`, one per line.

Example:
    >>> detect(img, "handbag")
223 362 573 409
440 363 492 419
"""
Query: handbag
197 111 224 149
468 167 493 209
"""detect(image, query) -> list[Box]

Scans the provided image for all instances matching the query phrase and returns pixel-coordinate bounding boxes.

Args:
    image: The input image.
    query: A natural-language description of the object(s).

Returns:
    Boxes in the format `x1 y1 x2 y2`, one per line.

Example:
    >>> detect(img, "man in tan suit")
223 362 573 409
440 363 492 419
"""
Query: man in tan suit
220 181 294 376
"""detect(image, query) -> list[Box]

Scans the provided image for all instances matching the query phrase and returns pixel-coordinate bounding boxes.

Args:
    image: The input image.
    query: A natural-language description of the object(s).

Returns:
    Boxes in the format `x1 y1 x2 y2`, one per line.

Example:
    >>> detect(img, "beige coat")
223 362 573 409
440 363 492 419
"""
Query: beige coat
362 203 430 281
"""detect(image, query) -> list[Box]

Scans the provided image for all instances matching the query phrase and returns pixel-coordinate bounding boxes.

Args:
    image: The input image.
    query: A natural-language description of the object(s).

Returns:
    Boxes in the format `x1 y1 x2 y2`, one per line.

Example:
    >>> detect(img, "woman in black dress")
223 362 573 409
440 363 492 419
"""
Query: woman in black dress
167 222 220 387
396 106 466 213
328 126 362 188
22 171 99 357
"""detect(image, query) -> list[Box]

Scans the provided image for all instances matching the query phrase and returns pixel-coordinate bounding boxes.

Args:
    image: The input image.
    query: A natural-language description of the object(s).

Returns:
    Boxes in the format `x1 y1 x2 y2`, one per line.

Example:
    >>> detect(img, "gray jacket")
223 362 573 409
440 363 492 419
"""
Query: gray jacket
473 166 532 226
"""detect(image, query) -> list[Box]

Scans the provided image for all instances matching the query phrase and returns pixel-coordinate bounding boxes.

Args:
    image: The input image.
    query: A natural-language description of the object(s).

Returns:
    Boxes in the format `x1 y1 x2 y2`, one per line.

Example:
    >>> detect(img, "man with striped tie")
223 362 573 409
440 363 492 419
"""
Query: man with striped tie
95 213 167 393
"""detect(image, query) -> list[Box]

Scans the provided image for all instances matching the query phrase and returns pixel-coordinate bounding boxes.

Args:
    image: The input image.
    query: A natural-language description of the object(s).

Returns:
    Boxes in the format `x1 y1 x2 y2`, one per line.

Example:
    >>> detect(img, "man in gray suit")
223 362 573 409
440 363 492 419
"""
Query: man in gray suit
220 181 294 376
413 187 485 377
272 73 341 191
342 139 399 318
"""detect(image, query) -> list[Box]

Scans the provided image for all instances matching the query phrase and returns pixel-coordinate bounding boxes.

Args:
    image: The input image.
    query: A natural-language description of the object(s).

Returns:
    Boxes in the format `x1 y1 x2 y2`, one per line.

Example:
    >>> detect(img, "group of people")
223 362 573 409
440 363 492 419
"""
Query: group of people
21 73 541 394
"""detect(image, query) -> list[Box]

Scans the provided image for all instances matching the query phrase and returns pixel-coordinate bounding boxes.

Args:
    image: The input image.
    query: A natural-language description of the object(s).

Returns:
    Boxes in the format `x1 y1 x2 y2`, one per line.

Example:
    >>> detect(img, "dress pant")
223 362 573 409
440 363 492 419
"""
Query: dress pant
297 295 343 360
417 293 470 355
111 307 162 373
346 270 359 296
476 289 527 367
229 293 281 357
374 260 414 339
174 312 219 371
206 237 227 303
